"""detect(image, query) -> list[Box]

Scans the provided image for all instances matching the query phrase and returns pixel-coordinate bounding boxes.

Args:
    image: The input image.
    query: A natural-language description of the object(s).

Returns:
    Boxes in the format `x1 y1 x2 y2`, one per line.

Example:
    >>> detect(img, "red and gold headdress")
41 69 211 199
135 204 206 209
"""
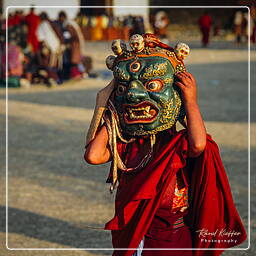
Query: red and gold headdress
106 33 190 74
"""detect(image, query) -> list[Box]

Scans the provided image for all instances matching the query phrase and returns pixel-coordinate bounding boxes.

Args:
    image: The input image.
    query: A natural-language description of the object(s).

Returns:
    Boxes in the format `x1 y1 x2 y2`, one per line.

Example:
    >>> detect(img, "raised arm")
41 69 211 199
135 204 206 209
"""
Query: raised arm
84 124 112 164
175 71 206 157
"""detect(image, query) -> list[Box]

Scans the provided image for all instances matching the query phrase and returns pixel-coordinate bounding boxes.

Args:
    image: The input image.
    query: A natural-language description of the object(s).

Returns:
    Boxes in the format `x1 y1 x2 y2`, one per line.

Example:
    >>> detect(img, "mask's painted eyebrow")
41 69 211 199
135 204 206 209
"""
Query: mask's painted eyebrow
139 62 168 80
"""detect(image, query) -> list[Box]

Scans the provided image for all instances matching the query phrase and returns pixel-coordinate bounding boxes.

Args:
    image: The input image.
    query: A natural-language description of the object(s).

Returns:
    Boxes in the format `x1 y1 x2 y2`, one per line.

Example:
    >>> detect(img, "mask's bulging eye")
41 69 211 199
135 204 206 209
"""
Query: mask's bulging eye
130 61 141 72
145 80 163 92
116 84 126 95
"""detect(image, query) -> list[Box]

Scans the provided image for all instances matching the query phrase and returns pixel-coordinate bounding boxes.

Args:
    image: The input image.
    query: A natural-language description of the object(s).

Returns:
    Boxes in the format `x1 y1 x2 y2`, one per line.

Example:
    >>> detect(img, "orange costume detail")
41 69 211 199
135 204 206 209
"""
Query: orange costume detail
172 182 189 212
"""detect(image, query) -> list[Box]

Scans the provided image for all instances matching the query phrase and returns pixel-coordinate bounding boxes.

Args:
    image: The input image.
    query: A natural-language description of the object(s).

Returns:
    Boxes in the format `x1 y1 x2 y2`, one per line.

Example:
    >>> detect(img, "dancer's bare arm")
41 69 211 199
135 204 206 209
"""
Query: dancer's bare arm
175 71 206 157
84 125 111 164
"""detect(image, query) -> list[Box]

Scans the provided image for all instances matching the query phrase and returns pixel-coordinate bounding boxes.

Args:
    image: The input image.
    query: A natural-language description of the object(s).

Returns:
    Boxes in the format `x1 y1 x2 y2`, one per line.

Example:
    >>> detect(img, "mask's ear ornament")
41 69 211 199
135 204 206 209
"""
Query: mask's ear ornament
106 55 116 70
174 42 190 61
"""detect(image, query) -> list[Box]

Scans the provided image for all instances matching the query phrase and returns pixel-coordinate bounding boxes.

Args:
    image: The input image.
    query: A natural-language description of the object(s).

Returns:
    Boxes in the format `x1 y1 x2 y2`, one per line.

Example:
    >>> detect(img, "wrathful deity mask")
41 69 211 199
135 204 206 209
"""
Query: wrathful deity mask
106 34 190 136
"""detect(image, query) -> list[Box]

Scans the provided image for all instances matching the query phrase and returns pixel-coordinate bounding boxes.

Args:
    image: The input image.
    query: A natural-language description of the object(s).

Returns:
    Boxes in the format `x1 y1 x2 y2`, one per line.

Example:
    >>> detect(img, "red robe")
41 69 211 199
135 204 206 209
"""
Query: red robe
199 14 212 46
25 12 40 53
104 129 247 256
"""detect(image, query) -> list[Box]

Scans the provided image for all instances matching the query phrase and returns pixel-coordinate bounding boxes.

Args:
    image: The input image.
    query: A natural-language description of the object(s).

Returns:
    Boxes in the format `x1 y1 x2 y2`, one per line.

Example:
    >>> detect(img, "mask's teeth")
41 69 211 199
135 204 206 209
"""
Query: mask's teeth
126 105 155 120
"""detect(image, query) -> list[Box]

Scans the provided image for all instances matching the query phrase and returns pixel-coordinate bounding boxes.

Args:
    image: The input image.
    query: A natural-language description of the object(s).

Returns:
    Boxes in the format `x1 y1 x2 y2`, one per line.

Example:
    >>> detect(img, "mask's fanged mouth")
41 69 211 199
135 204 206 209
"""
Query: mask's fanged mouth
123 102 159 124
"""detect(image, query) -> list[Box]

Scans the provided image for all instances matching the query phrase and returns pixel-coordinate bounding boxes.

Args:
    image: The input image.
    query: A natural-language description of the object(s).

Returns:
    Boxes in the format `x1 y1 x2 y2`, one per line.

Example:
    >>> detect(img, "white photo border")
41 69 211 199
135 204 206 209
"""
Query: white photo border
5 5 251 251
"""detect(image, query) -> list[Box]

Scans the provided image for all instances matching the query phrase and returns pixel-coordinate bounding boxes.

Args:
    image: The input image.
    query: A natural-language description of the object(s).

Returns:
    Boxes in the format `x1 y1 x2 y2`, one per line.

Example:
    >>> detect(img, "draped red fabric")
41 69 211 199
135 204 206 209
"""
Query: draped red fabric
104 130 247 256
186 136 247 256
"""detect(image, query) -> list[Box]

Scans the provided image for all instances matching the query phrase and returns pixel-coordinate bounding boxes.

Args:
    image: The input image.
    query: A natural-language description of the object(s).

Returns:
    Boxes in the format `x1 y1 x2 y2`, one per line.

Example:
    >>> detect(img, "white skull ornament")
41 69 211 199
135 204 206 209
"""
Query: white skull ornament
111 39 127 56
174 43 190 61
129 34 145 53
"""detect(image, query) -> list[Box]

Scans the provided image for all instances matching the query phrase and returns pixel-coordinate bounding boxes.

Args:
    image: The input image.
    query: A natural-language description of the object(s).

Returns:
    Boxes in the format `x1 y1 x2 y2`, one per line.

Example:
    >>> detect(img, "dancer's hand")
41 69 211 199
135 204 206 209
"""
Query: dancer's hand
175 71 197 106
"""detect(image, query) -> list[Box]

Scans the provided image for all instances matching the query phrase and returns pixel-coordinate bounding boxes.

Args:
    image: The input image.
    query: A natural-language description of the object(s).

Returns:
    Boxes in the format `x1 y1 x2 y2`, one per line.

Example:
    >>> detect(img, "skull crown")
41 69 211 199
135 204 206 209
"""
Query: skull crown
129 34 145 53
105 35 190 71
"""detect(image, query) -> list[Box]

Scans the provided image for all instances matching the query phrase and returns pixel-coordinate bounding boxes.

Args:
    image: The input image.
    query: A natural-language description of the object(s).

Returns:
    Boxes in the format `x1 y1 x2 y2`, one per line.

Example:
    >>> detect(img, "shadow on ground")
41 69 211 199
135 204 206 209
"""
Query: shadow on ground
2 113 253 209
0 206 112 253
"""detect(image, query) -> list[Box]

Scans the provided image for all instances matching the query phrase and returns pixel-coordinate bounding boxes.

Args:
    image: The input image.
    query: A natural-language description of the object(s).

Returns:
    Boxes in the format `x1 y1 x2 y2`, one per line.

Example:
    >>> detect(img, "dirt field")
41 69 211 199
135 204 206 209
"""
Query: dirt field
0 41 255 256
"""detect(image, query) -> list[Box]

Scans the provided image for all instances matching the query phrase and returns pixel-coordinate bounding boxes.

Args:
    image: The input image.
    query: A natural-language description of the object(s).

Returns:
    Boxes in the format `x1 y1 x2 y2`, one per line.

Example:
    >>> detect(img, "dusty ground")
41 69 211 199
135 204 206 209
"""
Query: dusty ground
0 41 255 256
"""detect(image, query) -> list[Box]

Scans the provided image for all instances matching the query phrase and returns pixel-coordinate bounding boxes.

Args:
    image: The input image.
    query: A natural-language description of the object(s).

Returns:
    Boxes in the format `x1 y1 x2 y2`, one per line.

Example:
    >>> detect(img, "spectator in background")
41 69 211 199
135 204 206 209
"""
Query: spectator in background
233 10 243 44
12 10 36 87
199 11 212 47
66 19 85 78
66 18 94 78
8 10 29 51
8 10 23 27
54 11 72 81
242 12 253 43
154 11 169 43
22 49 37 85
37 12 63 86
56 11 96 79
2 34 25 87
25 7 40 53
35 41 60 86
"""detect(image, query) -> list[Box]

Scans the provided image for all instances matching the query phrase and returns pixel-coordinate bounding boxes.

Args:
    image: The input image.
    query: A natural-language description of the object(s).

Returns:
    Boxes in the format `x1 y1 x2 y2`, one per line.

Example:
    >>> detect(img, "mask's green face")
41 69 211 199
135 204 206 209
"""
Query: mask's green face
113 56 182 136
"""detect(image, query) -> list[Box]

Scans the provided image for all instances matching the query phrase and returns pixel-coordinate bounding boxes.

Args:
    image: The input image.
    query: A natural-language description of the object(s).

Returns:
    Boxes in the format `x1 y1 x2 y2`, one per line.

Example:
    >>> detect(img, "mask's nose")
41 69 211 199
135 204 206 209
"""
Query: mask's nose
126 80 148 103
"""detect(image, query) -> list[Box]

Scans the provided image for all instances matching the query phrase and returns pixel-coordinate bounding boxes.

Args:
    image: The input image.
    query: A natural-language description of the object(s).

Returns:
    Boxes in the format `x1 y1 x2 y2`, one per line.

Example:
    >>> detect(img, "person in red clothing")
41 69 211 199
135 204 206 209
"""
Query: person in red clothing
84 34 246 256
25 7 40 53
8 10 23 27
199 12 212 47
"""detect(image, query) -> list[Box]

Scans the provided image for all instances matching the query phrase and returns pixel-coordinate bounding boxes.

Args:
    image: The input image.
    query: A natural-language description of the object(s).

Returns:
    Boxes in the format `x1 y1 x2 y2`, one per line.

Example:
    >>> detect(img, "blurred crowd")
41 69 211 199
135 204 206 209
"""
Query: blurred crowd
75 10 169 42
0 8 96 88
0 7 152 88
197 8 256 47
0 7 255 88
0 7 162 88
76 13 146 42
233 8 256 44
